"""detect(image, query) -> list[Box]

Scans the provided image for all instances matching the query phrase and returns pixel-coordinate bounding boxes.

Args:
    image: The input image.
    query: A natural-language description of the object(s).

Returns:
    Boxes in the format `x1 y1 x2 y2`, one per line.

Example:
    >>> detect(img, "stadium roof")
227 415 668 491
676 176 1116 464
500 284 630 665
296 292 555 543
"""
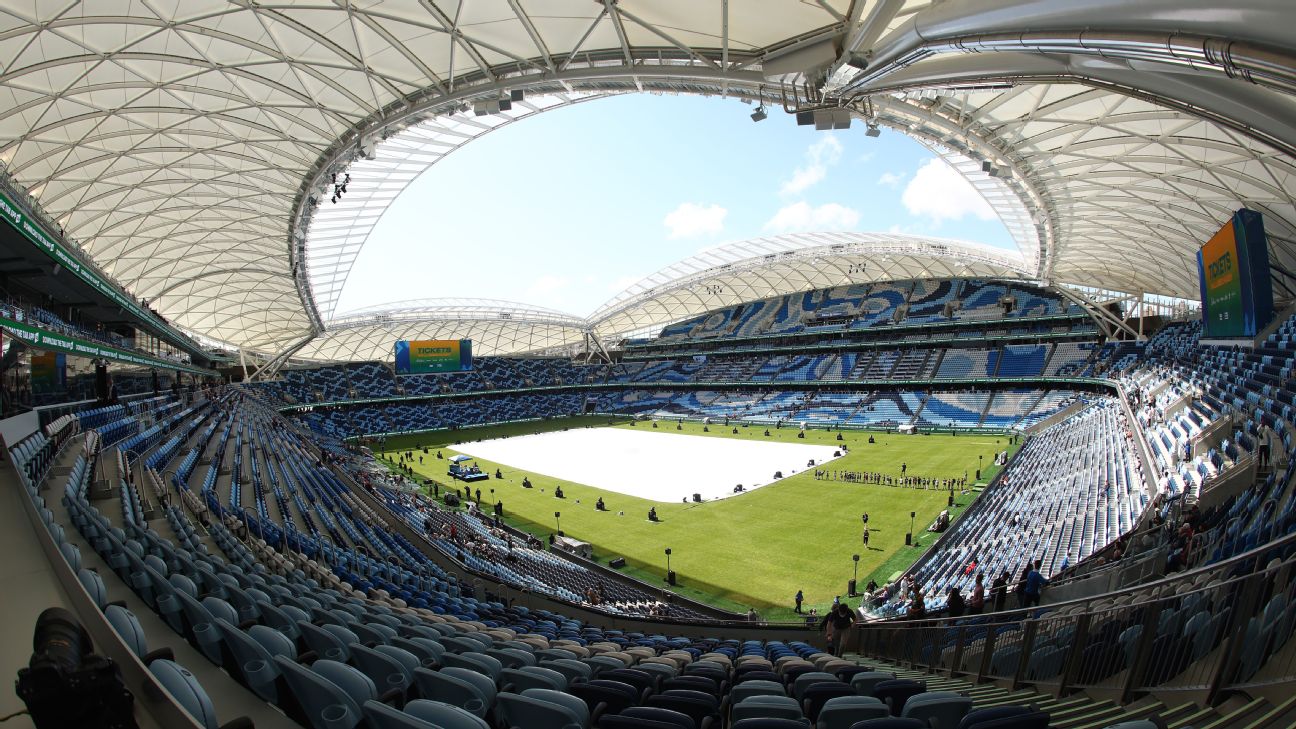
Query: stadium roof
0 1 1293 359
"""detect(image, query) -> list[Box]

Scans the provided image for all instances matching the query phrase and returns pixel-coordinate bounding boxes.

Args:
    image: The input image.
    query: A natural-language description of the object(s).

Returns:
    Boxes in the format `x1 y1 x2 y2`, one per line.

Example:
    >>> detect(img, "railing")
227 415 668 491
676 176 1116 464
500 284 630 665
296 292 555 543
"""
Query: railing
851 527 1296 705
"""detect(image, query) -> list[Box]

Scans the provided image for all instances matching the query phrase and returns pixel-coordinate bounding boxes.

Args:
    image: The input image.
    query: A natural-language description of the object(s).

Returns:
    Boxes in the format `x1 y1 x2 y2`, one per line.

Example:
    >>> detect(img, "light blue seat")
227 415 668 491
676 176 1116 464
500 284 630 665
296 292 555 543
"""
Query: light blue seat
362 699 490 729
215 619 286 701
487 647 537 669
440 636 483 654
732 694 805 724
731 679 787 704
583 655 625 676
901 691 973 729
524 688 591 729
299 621 352 663
150 660 221 729
173 592 221 665
850 672 896 696
793 672 840 700
535 648 578 661
350 643 415 696
413 667 494 717
816 695 888 729
351 621 392 646
275 656 371 729
539 658 592 685
501 666 567 692
393 637 444 666
441 652 503 682
257 602 304 641
106 605 148 659
60 542 82 572
79 568 108 609
496 692 584 729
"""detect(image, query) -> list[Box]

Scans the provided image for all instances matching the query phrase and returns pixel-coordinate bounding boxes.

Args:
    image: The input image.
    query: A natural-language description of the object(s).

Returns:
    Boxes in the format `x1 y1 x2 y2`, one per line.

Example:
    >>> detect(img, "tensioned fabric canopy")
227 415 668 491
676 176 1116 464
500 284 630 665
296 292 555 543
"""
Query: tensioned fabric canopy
0 1 1292 357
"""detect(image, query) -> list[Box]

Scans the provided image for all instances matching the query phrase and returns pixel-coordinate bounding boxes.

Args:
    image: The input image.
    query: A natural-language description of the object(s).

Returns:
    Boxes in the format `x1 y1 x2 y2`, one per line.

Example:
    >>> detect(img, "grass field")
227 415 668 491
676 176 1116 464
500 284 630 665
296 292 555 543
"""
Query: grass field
375 416 1017 621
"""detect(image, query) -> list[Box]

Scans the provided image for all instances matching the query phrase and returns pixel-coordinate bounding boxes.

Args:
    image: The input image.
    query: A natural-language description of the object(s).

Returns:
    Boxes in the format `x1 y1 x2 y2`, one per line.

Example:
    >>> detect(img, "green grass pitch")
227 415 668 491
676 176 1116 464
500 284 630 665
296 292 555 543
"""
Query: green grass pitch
374 416 1016 621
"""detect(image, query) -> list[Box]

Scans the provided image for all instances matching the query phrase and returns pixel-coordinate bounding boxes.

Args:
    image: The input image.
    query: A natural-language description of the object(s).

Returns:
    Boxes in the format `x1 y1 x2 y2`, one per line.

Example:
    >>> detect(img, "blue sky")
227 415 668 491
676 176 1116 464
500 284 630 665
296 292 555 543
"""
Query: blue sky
337 94 1014 317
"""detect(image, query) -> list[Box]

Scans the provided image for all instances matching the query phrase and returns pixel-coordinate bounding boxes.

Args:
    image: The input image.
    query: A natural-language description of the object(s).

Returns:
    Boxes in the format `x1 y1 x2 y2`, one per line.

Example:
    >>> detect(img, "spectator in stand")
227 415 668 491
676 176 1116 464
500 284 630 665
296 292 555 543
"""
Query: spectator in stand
946 587 965 619
1015 564 1031 609
991 571 1009 612
907 589 926 620
1024 561 1048 607
821 603 855 656
968 573 985 614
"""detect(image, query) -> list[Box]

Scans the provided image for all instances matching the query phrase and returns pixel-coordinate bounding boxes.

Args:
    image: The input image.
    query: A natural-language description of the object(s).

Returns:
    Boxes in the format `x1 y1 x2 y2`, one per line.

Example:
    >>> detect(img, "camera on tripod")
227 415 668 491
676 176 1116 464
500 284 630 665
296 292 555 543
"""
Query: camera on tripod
15 607 137 729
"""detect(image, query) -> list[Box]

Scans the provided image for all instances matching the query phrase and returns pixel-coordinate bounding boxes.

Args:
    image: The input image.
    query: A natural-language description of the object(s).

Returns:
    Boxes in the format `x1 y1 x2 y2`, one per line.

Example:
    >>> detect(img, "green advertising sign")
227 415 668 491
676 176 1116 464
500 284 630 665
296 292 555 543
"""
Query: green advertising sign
0 188 206 358
0 314 214 375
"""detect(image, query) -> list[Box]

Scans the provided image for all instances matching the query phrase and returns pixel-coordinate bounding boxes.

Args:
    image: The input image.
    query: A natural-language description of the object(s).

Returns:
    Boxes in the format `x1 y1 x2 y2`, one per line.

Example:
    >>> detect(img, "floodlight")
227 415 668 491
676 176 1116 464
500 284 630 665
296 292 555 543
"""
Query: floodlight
865 123 881 138
750 106 767 122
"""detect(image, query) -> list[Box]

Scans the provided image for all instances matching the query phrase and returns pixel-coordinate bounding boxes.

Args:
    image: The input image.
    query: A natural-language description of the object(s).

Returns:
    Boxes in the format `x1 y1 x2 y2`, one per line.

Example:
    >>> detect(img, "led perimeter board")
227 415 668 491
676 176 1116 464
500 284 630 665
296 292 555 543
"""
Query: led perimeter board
1198 209 1274 338
394 339 473 374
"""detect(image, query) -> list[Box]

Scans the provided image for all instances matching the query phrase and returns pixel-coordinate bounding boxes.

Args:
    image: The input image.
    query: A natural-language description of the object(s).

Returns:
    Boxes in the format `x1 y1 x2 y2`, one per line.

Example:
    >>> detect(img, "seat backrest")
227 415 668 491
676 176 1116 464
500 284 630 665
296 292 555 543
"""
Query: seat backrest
900 692 973 728
621 705 697 729
733 679 787 702
349 643 413 694
312 659 377 707
844 718 926 729
954 705 1032 729
149 660 219 729
441 652 503 680
441 666 498 705
79 568 108 609
818 695 889 729
399 699 491 729
731 695 803 724
664 675 719 697
524 688 591 728
802 683 858 721
105 605 147 658
411 668 488 717
794 672 841 700
487 647 536 669
275 655 365 729
540 658 593 683
731 719 815 729
496 692 582 729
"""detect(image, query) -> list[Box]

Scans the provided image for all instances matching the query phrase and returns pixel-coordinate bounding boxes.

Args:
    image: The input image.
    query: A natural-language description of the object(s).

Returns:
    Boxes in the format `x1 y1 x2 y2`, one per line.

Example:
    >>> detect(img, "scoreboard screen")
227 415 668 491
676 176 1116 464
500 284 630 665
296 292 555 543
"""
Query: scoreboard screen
394 339 473 374
1198 209 1274 338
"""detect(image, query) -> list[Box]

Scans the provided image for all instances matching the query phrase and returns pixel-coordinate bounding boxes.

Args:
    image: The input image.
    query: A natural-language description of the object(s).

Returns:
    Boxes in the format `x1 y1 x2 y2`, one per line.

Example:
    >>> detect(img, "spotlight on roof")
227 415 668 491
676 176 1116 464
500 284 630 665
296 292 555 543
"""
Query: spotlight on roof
865 122 881 138
981 160 1000 176
750 106 767 122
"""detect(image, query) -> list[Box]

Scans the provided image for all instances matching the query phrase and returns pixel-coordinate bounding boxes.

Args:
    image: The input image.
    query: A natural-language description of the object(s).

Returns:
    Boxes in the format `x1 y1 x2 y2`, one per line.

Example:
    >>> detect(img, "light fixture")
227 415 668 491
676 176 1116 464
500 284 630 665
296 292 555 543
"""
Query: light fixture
865 122 881 137
750 106 767 122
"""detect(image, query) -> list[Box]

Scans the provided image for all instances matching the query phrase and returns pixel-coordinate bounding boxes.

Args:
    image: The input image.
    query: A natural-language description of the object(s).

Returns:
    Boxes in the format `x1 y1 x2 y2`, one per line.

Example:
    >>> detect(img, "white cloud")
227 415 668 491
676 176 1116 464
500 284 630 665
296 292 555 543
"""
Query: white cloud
780 135 843 196
877 171 906 188
527 274 571 295
764 201 860 232
663 202 727 239
901 158 996 223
